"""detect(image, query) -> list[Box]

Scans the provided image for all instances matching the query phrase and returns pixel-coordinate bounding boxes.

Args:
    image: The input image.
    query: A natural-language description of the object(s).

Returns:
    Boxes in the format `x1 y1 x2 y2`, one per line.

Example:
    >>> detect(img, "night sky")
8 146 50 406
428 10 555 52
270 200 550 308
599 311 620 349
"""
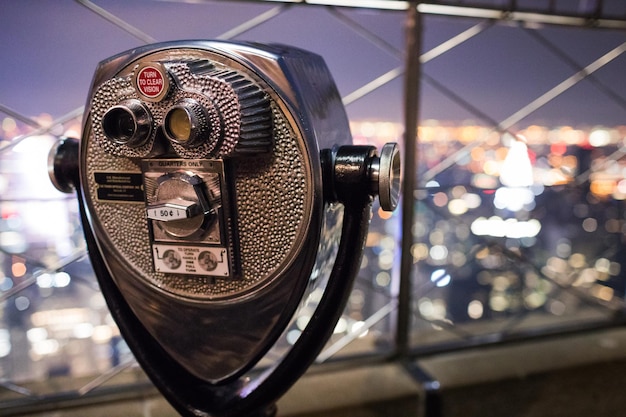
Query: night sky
1 0 625 127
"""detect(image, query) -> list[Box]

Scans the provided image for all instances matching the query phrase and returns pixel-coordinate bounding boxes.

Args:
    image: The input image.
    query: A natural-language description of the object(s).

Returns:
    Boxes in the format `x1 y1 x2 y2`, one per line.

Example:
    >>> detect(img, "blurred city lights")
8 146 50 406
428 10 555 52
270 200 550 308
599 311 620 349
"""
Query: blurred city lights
26 328 48 343
2 114 626 387
467 300 484 319
430 269 451 287
500 139 533 188
470 217 541 238
589 128 611 147
11 261 27 278
493 187 536 211
36 272 71 289
0 329 10 358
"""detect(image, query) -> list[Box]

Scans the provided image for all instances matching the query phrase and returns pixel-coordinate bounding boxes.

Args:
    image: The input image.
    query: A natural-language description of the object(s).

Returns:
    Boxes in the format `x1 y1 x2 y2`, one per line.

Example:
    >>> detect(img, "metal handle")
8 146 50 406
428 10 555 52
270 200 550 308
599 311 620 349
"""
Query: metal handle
323 143 402 212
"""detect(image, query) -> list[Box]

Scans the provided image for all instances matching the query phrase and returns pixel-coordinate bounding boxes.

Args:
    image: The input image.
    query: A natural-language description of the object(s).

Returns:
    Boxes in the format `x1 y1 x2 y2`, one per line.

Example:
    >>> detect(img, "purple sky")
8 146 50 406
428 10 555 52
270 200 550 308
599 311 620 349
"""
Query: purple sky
1 1 625 127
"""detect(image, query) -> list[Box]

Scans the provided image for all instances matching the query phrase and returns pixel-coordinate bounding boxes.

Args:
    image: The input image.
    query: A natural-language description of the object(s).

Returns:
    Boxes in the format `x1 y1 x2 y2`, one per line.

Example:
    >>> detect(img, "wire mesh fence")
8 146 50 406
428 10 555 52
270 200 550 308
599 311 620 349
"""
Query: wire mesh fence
1 0 626 413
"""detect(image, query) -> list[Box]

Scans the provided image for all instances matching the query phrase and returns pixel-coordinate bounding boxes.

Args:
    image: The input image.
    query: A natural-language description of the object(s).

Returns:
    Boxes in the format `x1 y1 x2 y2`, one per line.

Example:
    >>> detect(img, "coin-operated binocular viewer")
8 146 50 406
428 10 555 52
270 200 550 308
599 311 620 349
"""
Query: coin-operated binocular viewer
49 41 401 417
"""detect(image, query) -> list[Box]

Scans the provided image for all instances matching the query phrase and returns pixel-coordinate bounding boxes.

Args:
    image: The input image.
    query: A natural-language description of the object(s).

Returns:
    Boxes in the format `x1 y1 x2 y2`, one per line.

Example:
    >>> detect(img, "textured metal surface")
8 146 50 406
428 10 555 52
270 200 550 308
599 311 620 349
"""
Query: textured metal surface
86 99 308 299
90 58 272 160
83 44 313 300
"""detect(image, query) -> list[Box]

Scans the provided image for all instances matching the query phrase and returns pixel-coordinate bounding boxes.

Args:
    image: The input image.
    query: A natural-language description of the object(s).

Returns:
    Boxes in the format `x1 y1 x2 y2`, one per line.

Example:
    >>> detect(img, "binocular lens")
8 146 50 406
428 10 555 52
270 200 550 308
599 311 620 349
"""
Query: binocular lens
163 100 209 148
103 107 135 141
101 100 152 148
165 107 192 143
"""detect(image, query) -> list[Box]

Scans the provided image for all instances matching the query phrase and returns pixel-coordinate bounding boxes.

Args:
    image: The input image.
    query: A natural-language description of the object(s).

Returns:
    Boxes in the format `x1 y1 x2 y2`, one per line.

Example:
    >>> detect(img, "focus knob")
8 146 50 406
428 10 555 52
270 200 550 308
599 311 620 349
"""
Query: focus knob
372 143 401 212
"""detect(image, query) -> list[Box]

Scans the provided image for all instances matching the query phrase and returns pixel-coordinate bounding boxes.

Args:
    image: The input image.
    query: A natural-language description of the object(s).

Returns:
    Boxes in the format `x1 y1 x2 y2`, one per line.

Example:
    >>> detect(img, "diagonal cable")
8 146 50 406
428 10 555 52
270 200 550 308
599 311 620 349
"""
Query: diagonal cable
500 41 626 131
328 7 405 60
329 10 517 144
576 143 626 184
217 5 291 39
0 104 43 130
411 308 477 341
0 249 87 304
520 29 626 186
315 300 397 363
0 380 33 397
342 20 494 105
421 40 626 184
77 358 138 396
0 106 84 154
75 0 157 44
343 67 405 106
524 27 626 112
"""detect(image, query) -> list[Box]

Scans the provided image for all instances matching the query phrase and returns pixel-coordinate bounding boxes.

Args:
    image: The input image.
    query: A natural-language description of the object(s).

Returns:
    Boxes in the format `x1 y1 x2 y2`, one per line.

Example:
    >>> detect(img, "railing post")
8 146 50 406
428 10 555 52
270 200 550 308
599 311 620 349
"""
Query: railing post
397 1 421 357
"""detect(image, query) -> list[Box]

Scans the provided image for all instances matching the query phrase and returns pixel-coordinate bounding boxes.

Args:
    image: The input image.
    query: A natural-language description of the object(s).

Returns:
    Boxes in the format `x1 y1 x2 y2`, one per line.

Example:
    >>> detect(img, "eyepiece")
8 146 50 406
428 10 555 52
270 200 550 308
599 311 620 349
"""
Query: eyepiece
166 107 192 142
102 99 152 148
164 99 209 147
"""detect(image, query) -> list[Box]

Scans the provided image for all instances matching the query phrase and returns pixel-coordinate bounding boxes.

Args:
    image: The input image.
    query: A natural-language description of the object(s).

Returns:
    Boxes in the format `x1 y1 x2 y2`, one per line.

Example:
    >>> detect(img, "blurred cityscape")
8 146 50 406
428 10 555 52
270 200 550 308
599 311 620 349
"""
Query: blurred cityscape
1 115 626 386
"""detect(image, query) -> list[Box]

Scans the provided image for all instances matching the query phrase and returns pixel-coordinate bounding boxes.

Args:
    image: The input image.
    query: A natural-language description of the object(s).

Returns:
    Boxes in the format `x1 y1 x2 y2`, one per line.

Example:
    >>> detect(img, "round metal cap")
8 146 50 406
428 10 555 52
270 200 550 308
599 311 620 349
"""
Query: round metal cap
378 143 401 212
48 137 79 193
